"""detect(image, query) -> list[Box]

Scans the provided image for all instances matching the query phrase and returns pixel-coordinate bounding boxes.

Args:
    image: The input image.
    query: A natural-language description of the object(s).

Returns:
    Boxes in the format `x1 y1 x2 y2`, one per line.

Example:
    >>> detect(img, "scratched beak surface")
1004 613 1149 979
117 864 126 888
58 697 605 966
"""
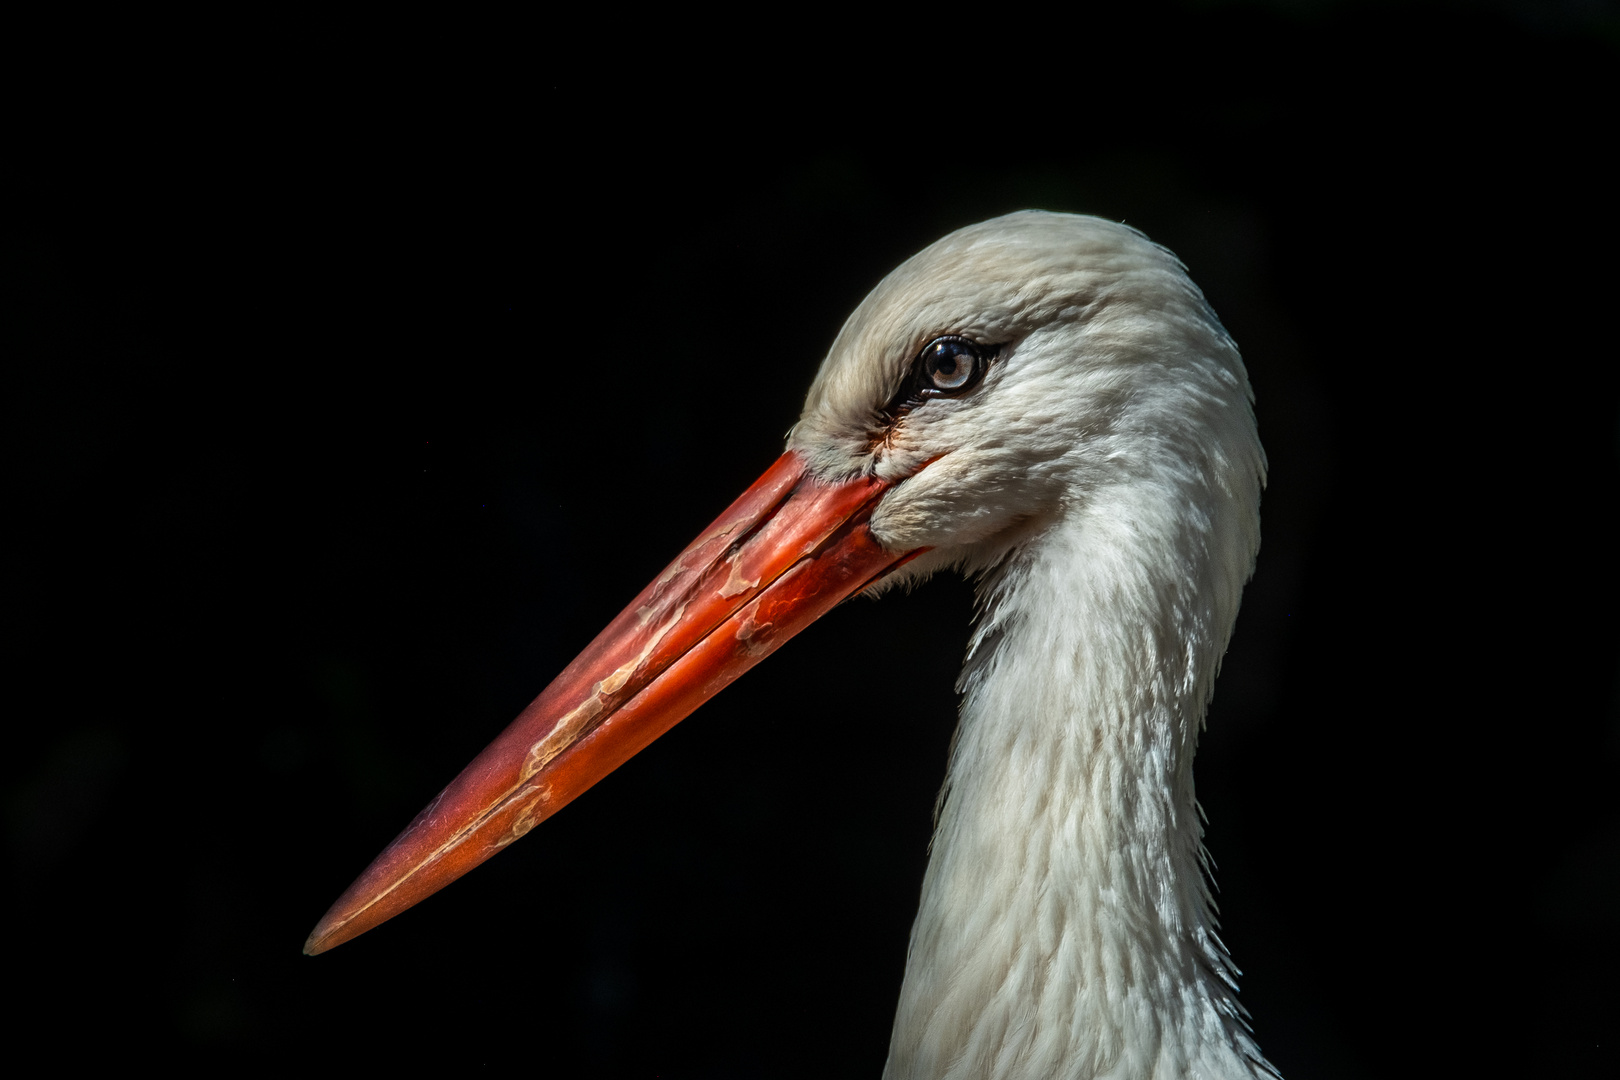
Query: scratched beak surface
305 450 913 955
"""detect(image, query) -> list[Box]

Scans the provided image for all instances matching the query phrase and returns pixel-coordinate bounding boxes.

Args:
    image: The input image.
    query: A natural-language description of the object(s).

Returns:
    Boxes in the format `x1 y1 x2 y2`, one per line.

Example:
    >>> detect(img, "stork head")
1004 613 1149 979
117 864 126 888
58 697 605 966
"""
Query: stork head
304 211 1262 955
792 211 1261 591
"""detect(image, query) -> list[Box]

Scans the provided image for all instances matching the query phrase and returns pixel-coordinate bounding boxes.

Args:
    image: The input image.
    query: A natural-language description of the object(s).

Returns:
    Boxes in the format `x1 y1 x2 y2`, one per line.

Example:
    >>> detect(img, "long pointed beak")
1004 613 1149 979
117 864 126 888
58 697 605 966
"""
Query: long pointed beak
305 450 916 955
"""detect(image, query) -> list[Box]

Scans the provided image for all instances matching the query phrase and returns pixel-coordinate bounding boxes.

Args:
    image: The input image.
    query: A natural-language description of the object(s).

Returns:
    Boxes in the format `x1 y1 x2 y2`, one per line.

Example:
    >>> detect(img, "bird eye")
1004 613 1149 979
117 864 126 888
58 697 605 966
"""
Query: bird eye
918 337 987 395
875 335 996 429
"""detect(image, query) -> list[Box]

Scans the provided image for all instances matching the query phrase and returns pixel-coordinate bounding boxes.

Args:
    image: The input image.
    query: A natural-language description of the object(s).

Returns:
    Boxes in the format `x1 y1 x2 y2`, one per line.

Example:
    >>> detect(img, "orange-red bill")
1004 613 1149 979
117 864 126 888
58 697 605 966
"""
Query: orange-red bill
305 450 917 955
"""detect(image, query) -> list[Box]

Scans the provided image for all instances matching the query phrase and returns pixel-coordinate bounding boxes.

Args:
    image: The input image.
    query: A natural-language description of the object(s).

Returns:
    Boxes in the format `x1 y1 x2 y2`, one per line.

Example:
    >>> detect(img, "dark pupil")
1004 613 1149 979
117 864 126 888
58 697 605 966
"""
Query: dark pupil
926 341 975 390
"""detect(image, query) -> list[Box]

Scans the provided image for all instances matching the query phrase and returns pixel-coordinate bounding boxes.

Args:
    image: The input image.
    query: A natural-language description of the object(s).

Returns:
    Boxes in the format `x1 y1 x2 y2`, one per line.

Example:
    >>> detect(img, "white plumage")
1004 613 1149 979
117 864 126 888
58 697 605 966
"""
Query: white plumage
310 210 1276 1079
789 212 1273 1078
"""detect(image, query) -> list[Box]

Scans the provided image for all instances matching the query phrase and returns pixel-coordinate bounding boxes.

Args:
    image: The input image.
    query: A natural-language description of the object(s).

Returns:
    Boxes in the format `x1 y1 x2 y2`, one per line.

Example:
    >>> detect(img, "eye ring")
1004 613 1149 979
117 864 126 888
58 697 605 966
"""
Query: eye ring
915 336 989 397
874 334 999 434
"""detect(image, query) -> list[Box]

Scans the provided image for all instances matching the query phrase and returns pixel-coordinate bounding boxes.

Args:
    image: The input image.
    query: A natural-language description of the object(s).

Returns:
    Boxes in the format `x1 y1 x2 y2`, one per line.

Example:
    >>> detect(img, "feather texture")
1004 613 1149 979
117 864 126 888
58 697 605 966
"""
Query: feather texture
790 212 1274 1079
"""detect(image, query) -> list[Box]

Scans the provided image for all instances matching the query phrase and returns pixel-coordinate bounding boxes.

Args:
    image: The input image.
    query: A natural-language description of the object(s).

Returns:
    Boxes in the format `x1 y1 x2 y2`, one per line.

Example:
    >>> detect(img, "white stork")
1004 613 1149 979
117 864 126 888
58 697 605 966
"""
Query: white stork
306 211 1277 1079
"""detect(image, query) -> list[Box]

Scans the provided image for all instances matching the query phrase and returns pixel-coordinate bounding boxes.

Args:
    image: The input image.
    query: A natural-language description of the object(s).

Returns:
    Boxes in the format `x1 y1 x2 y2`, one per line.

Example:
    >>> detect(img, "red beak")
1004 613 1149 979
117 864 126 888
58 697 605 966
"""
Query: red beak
305 450 916 954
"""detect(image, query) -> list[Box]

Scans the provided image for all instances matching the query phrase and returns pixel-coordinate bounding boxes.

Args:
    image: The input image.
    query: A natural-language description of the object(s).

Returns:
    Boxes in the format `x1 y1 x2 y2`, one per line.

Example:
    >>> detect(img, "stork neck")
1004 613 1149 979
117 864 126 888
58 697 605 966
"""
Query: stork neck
883 501 1269 1080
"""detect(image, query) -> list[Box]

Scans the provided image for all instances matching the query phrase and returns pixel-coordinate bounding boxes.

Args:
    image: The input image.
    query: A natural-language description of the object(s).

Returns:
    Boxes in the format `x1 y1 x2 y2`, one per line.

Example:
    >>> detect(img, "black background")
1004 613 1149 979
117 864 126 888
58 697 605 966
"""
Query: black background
9 3 1618 1076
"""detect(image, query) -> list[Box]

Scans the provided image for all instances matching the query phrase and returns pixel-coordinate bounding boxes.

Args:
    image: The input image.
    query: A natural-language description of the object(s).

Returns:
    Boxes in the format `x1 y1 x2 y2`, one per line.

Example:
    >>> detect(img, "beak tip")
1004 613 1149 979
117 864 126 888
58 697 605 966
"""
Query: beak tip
303 911 348 956
303 926 331 957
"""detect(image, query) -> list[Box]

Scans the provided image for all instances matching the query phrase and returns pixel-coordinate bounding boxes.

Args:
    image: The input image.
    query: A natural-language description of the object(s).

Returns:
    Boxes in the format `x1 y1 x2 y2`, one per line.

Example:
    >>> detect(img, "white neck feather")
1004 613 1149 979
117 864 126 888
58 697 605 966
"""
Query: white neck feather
883 483 1274 1080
